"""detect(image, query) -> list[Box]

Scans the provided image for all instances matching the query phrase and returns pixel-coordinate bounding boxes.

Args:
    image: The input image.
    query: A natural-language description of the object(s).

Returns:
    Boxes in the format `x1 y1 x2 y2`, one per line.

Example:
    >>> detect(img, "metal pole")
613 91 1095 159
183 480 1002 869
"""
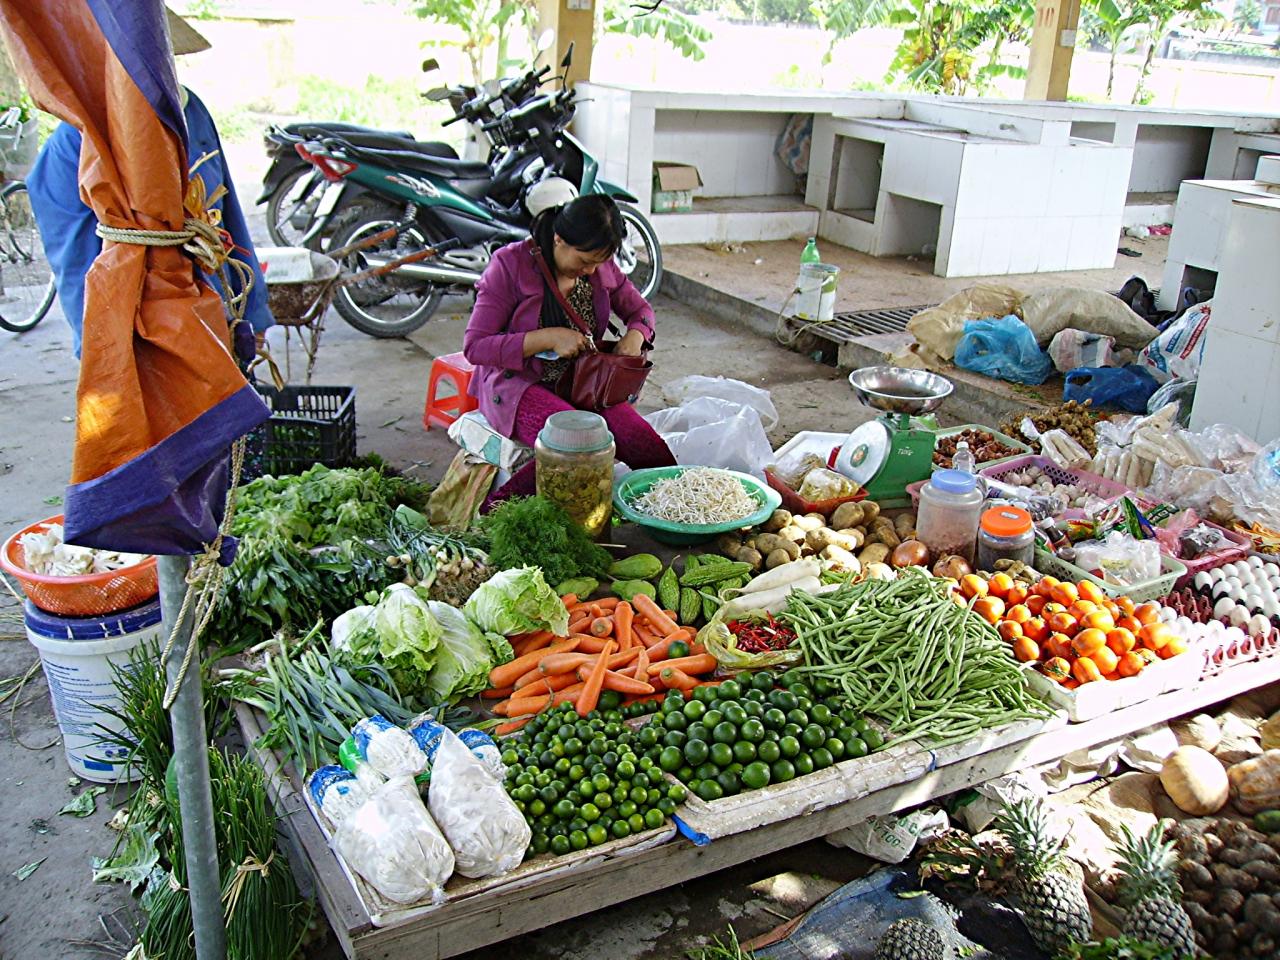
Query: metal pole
158 554 227 960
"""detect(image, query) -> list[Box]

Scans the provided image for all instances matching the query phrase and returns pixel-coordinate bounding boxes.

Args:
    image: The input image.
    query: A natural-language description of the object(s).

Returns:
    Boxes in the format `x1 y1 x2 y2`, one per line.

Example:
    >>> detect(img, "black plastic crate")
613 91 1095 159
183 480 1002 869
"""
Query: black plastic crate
243 385 356 480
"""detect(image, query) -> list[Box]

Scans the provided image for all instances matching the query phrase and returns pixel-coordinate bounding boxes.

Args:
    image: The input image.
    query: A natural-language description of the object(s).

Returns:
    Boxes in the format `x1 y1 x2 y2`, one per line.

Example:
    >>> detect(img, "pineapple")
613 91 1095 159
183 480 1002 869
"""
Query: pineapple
993 798 1093 957
1111 824 1198 959
874 919 947 960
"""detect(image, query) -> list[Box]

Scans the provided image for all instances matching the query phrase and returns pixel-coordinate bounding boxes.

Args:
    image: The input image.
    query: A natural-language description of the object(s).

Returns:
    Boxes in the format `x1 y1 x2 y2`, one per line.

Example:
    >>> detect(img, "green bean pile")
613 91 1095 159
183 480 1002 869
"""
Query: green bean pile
779 568 1049 748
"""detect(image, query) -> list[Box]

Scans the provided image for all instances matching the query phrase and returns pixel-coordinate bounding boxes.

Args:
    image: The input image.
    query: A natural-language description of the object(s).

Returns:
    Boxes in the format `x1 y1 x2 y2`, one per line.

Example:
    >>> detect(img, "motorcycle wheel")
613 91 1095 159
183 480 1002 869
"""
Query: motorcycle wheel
615 205 663 302
330 202 447 338
266 167 325 250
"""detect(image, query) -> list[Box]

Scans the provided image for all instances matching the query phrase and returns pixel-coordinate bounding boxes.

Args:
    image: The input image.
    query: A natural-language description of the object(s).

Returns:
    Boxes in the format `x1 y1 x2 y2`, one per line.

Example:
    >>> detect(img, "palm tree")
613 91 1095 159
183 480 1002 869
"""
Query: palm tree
1084 0 1147 99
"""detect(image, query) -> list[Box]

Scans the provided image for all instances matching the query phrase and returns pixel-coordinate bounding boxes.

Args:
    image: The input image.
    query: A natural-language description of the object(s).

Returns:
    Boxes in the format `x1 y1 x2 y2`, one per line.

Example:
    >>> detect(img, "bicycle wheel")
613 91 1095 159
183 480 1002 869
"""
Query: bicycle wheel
0 182 56 333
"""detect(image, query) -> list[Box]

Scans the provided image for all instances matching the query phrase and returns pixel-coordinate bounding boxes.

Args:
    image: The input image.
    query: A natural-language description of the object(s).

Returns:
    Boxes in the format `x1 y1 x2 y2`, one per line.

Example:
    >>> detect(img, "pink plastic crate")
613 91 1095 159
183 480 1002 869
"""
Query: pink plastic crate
1110 496 1250 589
978 455 1132 501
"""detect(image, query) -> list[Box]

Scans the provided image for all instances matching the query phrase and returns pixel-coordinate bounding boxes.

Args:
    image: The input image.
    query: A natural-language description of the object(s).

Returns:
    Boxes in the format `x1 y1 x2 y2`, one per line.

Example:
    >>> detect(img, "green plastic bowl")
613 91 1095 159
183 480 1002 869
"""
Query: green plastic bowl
613 467 782 545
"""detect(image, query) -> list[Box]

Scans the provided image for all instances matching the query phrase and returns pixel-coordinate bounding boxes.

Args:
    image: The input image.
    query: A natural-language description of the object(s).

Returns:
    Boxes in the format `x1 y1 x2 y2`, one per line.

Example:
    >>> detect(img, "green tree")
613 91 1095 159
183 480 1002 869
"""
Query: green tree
604 0 714 58
882 0 1033 95
1082 0 1147 99
1129 0 1221 103
1232 0 1261 32
411 0 538 87
810 0 892 68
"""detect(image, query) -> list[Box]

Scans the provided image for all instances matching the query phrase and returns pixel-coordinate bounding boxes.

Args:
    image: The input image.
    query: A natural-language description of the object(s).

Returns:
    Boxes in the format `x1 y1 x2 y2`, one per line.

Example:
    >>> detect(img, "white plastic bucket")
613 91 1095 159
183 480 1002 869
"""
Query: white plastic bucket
795 263 839 322
24 598 164 783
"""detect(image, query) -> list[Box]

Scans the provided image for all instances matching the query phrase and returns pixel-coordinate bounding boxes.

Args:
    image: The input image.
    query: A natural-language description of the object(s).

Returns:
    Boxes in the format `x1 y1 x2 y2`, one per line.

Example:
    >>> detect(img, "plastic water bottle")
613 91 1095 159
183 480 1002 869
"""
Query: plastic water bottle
952 440 976 476
801 237 820 265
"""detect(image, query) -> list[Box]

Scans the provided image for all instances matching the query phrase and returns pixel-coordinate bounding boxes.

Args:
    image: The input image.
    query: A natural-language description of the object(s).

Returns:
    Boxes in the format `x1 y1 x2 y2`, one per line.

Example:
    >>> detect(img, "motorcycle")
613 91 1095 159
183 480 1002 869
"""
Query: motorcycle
295 42 663 339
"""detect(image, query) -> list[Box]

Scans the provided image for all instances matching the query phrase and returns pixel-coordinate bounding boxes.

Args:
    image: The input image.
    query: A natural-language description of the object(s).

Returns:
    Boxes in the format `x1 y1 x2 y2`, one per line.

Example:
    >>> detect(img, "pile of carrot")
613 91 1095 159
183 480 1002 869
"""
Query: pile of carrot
485 593 719 734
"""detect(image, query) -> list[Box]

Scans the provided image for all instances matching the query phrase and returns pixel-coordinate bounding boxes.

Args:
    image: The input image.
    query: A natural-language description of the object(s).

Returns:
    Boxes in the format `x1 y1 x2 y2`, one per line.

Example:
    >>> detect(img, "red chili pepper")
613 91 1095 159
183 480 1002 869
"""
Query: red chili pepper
728 616 795 654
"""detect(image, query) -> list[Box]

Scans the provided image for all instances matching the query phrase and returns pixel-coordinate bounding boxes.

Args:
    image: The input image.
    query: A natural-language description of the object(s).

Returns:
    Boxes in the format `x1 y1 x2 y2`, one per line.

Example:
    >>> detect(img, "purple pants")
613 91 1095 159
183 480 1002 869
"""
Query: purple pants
482 383 676 509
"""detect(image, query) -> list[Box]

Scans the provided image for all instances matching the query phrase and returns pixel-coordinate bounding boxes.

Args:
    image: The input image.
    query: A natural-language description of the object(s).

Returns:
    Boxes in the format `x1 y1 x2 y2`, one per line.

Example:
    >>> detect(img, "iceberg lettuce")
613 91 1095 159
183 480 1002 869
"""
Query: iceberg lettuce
423 602 502 702
463 566 568 637
361 584 443 698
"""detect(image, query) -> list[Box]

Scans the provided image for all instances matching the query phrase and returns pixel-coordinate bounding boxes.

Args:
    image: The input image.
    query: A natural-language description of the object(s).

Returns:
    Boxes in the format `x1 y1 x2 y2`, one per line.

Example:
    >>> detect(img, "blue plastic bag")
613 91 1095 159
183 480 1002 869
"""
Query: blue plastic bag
1063 364 1160 413
954 315 1054 385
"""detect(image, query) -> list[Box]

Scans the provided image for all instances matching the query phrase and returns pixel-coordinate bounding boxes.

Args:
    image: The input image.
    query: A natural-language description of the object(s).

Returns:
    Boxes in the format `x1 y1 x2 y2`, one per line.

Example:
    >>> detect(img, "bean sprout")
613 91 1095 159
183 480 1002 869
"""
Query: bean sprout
631 468 758 526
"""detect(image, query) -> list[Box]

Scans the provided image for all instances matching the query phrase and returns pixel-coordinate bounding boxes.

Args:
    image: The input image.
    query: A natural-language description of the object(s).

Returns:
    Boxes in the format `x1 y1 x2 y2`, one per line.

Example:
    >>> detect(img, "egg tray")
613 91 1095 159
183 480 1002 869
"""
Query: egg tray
1160 585 1280 679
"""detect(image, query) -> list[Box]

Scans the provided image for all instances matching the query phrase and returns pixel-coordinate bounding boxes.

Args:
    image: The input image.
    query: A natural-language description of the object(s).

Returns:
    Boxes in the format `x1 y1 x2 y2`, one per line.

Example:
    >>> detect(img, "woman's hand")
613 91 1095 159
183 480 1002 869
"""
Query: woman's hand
615 329 646 357
525 327 588 359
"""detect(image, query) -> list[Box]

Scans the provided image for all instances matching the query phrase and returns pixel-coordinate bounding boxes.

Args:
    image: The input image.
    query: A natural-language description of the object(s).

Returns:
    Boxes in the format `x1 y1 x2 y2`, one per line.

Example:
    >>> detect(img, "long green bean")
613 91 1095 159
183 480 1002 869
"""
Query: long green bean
779 568 1049 747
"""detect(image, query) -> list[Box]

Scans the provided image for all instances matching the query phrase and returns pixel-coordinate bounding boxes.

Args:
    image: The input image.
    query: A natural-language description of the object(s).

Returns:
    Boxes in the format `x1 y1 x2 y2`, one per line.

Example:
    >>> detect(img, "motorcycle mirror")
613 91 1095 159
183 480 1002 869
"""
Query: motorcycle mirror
424 86 452 102
422 57 440 73
536 29 555 53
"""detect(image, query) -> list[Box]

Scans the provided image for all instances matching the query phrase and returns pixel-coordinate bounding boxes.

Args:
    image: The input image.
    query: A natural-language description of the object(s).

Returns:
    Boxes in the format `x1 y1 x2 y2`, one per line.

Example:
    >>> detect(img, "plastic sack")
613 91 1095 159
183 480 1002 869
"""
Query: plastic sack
950 772 1046 833
427 451 496 530
645 395 774 479
408 716 506 782
905 283 1025 367
660 375 778 430
696 609 803 671
349 715 428 780
954 315 1054 385
824 808 949 864
426 728 530 878
335 776 455 904
308 765 373 827
1138 300 1211 383
1073 533 1162 586
1020 287 1157 349
1048 329 1117 373
1063 365 1159 413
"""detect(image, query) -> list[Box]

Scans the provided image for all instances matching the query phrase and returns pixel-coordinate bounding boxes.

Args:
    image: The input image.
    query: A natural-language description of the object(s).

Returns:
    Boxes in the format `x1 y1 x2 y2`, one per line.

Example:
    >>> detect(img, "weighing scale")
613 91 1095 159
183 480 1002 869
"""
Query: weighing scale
833 366 955 509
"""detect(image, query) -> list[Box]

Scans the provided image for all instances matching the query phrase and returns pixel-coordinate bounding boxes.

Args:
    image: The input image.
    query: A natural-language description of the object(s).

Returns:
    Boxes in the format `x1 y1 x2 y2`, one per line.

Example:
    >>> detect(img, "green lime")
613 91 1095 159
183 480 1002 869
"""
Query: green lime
539 784 559 804
812 747 834 770
662 730 687 750
552 799 574 819
743 689 766 704
770 758 796 782
611 820 632 839
599 690 624 710
732 741 757 764
682 699 706 721
612 785 629 804
784 708 807 728
550 835 572 856
668 640 691 659
723 705 748 726
592 773 612 793
793 752 815 776
809 703 834 726
663 711 688 731
618 800 637 819
686 722 711 743
532 834 550 855
658 746 683 772
568 763 587 782
695 762 719 781
580 802 601 823
696 780 724 802
763 708 787 731
825 738 845 761
677 765 694 781
769 689 798 711
703 709 724 728
587 824 608 845
739 718 766 743
617 759 636 780
752 670 775 691
778 736 801 758
790 682 813 701
663 691 685 711
801 725 827 749
782 723 802 739
742 761 771 790
851 717 870 734
757 740 781 763
569 829 589 851
646 787 663 806
712 722 738 745
710 742 734 767
629 785 647 804
715 770 741 796
601 750 619 769
529 799 546 816
863 728 885 750
693 685 716 703
628 813 647 833
843 735 869 758
684 739 709 766
645 807 665 829
658 797 677 816
668 783 687 802
594 792 613 810
718 679 743 700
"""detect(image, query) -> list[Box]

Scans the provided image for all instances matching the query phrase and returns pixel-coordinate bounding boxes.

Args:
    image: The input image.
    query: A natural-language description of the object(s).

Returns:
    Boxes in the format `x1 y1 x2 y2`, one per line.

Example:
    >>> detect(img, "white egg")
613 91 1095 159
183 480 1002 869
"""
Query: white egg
1214 596 1238 619
1208 619 1226 633
1194 571 1213 592
1251 614 1272 638
1264 598 1280 618
1226 626 1247 643
1229 606 1253 628
1248 555 1265 568
1245 589 1267 610
1210 567 1226 583
1264 562 1280 577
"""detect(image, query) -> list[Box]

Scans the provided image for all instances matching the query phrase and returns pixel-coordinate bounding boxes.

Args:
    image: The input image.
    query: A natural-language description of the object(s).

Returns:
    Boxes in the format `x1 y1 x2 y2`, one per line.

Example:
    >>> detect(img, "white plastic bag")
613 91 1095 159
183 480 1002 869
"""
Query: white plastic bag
1048 329 1117 373
824 808 949 864
659 375 778 430
951 773 1046 833
1138 301 1211 383
645 396 774 479
350 715 428 780
335 776 455 904
426 729 530 878
307 765 373 827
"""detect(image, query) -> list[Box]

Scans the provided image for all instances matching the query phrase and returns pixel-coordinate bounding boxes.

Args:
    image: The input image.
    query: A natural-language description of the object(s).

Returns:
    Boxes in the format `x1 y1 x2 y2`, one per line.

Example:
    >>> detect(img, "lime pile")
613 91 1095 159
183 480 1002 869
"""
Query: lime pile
500 701 687 857
638 671 884 802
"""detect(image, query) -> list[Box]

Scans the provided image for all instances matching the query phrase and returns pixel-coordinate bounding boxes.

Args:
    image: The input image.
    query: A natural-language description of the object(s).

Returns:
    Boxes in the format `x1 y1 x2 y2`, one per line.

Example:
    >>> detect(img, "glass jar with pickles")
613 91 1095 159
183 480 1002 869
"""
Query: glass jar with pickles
535 410 616 538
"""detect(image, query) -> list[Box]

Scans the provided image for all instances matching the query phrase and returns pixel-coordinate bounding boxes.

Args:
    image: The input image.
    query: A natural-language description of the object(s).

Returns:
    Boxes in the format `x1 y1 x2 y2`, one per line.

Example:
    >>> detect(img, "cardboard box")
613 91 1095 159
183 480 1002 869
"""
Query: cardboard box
652 162 702 213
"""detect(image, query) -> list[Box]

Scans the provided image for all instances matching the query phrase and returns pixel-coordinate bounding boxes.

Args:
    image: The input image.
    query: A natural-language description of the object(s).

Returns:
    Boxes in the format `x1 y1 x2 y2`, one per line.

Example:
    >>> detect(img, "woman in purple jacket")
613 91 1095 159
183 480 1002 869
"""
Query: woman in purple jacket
464 194 675 504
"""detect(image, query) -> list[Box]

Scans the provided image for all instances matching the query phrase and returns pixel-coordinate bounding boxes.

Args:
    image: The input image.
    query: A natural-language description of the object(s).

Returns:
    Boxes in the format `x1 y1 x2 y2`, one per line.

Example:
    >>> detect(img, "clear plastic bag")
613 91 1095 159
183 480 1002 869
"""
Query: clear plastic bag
1072 533 1162 586
797 467 858 502
659 375 778 430
645 395 774 479
954 315 1054 385
335 776 455 904
696 609 803 672
426 729 530 878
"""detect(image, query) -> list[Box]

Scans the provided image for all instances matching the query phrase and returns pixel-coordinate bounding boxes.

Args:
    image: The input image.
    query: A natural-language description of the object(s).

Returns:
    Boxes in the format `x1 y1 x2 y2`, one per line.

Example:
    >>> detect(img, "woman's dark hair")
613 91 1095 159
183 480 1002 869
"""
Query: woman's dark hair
530 193 625 272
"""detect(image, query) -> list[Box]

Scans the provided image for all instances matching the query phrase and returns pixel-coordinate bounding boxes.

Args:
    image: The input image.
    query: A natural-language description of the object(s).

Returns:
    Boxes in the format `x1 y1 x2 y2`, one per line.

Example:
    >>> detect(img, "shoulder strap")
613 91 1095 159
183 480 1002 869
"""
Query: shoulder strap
527 239 592 339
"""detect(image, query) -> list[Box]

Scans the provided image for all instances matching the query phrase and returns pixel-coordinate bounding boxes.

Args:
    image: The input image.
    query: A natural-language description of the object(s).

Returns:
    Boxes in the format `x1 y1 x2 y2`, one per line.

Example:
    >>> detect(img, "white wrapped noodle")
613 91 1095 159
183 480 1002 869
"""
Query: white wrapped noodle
350 715 427 780
427 729 530 878
335 777 455 904
307 765 372 827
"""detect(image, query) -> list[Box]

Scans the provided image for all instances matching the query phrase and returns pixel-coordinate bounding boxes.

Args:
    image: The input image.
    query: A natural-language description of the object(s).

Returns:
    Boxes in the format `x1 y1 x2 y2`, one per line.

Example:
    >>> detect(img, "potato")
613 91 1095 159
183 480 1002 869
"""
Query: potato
858 543 891 565
894 513 918 538
793 514 826 532
717 533 743 557
755 534 800 560
765 548 793 569
864 562 895 580
805 528 831 552
830 502 865 531
860 501 881 523
735 546 764 570
869 518 901 549
762 509 792 533
821 545 861 573
837 527 866 549
778 525 807 543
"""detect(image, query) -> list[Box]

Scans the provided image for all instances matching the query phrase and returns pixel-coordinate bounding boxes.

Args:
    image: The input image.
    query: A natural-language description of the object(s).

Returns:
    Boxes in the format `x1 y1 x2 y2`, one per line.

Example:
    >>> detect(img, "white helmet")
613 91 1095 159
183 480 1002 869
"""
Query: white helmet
525 177 578 217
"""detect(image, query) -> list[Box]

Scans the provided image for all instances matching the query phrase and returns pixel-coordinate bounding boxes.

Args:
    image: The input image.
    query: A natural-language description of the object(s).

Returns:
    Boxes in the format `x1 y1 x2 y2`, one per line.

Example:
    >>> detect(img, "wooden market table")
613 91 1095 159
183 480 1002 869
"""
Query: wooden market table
237 654 1280 960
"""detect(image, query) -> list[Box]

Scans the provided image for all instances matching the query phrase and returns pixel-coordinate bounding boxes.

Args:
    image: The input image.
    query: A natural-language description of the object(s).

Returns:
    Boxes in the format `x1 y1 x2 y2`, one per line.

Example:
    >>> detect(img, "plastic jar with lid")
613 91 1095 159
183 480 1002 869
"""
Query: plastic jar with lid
916 469 984 565
535 410 616 539
977 505 1035 571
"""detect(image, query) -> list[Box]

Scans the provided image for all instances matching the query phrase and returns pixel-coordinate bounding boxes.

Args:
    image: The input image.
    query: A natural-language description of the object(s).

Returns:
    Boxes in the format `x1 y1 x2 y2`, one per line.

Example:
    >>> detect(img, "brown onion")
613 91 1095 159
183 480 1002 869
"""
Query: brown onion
933 554 973 580
891 540 930 568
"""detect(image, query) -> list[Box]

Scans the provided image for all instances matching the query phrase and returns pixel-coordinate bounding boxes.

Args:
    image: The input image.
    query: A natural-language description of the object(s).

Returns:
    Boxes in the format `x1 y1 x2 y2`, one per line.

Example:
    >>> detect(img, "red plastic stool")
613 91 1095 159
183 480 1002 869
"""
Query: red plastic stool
423 352 478 430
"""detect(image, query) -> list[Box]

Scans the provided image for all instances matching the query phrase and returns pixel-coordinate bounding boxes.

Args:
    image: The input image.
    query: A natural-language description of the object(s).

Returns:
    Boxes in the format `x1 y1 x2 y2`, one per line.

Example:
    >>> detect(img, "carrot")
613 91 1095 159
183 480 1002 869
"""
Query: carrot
594 669 655 696
614 601 634 650
559 593 579 609
480 685 514 700
588 598 620 613
572 634 612 654
537 652 594 676
516 673 581 697
541 648 636 676
577 639 615 716
514 666 549 688
568 615 592 635
506 694 553 717
494 717 532 735
633 621 657 646
491 699 512 716
647 653 717 677
488 637 579 688
645 629 694 660
659 667 698 691
633 594 681 639
551 682 585 707
590 616 614 638
514 631 554 656
634 644 649 684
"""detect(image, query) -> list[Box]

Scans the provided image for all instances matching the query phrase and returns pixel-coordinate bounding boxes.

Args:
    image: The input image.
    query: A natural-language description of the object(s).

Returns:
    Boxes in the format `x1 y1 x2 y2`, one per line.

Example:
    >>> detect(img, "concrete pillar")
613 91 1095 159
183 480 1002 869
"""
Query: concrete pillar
538 0 595 82
1024 0 1080 101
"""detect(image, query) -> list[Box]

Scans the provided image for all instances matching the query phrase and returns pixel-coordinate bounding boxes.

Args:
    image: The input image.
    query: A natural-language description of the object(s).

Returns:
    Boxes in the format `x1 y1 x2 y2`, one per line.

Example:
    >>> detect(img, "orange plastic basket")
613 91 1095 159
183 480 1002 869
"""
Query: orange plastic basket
0 515 159 617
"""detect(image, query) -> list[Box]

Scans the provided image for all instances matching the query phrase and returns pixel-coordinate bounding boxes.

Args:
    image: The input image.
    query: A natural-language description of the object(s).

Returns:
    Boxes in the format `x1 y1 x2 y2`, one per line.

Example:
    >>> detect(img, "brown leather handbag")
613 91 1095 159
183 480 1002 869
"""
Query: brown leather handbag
528 240 652 412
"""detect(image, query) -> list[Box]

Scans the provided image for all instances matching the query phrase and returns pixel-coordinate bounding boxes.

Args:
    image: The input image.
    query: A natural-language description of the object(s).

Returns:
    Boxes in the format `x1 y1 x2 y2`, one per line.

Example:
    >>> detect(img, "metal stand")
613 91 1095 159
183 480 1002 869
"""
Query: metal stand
158 554 226 960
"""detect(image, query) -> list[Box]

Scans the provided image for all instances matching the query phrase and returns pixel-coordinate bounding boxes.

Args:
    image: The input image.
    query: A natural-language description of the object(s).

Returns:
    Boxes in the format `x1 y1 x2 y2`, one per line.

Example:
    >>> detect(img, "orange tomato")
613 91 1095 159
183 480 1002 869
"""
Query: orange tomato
1106 627 1137 656
1081 610 1117 632
1116 595 1137 616
1159 636 1189 659
1116 615 1142 634
1134 603 1160 626
987 573 1014 599
1012 636 1040 662
1103 601 1122 620
1050 581 1080 606
998 620 1024 642
1061 677 1081 690
1048 612 1079 636
1022 617 1050 643
1043 602 1068 617
1102 670 1121 681
1067 600 1098 621
1032 576 1060 598
1117 651 1146 678
1005 604 1033 625
1041 656 1071 682
1071 627 1108 657
1026 594 1048 616
1044 634 1075 661
1134 648 1158 666
1090 643 1120 675
960 574 988 600
1005 584 1029 607
1072 656 1104 683
1077 580 1107 605
973 596 1006 624
1139 623 1171 651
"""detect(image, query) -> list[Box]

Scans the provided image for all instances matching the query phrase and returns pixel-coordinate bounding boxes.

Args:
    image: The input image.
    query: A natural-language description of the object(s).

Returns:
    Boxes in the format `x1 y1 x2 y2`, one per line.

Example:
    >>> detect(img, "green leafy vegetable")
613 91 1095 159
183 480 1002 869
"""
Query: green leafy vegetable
13 857 46 881
464 566 569 637
1064 938 1181 960
481 496 611 587
92 822 161 891
370 584 443 697
59 785 106 818
423 601 508 702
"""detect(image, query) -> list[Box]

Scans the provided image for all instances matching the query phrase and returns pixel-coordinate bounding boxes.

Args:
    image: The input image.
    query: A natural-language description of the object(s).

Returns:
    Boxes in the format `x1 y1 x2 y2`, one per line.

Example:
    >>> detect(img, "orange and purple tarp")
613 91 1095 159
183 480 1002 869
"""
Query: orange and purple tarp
0 0 269 556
